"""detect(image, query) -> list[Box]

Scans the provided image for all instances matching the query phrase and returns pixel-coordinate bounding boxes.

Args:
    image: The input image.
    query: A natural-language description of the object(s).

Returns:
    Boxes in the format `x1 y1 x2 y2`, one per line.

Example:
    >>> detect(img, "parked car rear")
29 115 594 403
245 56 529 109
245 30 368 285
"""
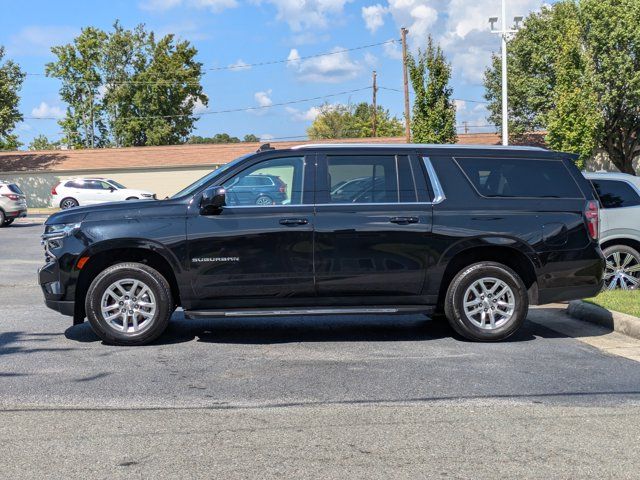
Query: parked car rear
0 181 27 227
584 171 640 290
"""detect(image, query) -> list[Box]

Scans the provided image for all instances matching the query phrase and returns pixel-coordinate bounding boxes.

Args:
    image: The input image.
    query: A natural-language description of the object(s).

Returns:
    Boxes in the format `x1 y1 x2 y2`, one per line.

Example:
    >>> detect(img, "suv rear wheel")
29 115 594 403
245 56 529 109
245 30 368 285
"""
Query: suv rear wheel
60 197 79 209
603 245 640 290
0 210 6 227
444 262 528 342
85 262 173 345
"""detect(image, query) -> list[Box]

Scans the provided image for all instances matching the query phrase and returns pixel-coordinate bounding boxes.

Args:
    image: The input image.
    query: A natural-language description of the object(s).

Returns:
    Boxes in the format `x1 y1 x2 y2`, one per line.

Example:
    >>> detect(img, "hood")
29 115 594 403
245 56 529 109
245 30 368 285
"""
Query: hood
45 198 169 226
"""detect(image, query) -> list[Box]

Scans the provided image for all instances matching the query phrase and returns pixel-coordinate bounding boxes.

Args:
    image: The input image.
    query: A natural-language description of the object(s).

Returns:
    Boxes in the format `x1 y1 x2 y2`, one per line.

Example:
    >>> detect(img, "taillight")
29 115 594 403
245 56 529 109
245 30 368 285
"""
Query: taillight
1 193 19 201
51 184 58 195
279 184 286 193
585 200 599 241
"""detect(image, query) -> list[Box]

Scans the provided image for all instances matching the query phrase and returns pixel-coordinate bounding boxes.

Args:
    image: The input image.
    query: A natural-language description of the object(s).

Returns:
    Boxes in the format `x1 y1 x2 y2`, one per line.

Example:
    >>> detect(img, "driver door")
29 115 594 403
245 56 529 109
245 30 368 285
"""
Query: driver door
186 154 315 310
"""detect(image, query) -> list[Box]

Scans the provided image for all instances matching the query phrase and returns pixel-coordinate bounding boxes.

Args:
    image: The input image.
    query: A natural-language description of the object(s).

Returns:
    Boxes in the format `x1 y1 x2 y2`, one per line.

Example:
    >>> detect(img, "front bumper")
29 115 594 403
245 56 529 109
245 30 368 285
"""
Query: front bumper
39 260 75 317
45 299 75 316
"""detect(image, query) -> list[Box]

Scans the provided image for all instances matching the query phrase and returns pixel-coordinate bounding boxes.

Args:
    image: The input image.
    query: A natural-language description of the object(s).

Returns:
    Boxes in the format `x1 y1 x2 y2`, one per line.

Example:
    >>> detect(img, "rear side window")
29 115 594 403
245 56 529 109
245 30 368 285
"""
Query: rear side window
323 155 418 204
65 181 86 189
456 157 583 199
8 184 23 194
591 179 640 209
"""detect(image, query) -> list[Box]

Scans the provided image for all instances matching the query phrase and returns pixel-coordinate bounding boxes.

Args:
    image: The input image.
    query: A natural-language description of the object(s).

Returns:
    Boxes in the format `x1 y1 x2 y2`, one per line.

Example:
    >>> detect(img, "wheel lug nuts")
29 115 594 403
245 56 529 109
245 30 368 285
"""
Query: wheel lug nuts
121 308 126 313
129 310 133 314
119 301 123 306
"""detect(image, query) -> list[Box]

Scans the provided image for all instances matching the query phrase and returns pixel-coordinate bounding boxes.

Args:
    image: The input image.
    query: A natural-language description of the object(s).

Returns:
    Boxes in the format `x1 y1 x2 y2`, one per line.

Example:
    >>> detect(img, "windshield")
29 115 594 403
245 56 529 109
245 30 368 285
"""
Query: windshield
108 180 127 189
171 154 252 198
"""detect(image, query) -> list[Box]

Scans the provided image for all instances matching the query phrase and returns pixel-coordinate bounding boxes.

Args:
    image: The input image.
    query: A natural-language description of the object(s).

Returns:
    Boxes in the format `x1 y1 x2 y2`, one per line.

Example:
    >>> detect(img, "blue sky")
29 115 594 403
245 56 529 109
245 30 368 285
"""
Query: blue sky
0 0 551 147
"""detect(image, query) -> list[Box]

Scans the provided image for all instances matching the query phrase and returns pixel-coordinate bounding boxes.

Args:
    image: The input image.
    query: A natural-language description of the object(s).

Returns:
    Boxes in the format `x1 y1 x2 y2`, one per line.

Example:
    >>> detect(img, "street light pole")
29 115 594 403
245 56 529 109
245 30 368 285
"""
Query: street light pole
490 1 523 146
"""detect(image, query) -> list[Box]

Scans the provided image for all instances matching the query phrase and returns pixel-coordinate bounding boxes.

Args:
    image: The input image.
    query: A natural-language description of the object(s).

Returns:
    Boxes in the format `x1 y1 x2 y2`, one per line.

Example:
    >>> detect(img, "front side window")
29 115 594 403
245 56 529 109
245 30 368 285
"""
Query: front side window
324 155 418 204
456 157 583 199
222 156 305 207
591 179 640 209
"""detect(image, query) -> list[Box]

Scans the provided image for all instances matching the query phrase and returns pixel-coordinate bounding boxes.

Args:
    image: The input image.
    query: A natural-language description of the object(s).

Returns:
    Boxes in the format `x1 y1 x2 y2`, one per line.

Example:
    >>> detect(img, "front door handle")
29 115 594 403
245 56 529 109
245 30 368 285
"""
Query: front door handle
389 216 419 225
279 218 309 226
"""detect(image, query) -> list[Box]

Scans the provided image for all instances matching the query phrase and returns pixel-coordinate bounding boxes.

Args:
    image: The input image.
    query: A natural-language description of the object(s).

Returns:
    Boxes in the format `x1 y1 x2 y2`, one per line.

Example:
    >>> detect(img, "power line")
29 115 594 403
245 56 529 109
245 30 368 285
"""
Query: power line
22 39 400 86
22 86 373 121
378 86 489 105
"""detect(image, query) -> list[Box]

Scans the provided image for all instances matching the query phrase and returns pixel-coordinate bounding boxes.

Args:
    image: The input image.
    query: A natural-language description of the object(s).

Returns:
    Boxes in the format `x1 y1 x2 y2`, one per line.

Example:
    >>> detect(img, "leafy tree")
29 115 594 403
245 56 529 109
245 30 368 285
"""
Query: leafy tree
28 134 60 151
484 0 640 174
243 134 259 142
46 22 208 148
407 36 457 144
187 133 242 144
0 46 25 151
306 102 403 139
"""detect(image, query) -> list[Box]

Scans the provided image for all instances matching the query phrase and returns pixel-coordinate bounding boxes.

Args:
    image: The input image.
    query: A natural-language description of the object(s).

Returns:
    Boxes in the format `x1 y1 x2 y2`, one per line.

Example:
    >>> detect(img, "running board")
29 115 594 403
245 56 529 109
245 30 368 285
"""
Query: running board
184 305 433 319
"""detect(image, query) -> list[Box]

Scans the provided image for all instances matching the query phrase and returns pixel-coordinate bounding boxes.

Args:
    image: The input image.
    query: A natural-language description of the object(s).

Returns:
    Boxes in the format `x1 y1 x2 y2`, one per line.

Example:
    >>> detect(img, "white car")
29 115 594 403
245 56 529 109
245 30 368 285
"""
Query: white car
51 178 156 210
584 171 640 290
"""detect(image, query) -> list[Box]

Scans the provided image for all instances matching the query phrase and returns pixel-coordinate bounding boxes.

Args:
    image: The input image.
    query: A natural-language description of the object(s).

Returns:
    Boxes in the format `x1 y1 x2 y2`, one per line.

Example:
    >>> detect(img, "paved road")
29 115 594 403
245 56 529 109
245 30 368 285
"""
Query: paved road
1 218 639 478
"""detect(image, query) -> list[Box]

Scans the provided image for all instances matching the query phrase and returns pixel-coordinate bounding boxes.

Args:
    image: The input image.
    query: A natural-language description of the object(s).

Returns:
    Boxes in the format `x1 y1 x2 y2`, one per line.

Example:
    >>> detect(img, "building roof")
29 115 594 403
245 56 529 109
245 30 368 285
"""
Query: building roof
0 132 546 173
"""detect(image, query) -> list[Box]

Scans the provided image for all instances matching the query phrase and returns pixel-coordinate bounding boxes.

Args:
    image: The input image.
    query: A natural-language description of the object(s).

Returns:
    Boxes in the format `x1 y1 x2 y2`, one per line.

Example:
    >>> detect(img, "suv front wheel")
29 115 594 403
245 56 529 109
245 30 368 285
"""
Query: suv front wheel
444 262 528 342
85 262 173 345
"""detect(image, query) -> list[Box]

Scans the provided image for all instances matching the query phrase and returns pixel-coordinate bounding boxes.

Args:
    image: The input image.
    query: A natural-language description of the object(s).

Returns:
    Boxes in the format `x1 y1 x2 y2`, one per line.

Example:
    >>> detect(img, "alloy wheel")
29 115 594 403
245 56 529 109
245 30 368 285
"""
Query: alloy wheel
604 250 640 290
462 277 516 330
100 278 157 334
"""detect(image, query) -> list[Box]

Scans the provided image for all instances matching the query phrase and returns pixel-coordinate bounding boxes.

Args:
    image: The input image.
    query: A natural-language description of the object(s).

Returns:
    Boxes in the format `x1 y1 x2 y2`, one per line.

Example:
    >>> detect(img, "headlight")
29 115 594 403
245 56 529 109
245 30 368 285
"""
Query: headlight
44 222 81 238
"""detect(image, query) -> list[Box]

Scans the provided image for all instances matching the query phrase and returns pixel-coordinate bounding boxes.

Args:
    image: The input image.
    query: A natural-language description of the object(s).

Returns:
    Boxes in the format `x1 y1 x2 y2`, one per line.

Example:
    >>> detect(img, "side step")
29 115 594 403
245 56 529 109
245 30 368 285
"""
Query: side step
184 305 433 319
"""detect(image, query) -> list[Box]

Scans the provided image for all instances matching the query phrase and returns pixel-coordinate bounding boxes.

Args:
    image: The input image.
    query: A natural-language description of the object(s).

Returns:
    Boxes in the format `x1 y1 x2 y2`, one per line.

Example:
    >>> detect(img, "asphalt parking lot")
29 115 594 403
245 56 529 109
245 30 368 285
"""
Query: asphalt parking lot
2 217 640 478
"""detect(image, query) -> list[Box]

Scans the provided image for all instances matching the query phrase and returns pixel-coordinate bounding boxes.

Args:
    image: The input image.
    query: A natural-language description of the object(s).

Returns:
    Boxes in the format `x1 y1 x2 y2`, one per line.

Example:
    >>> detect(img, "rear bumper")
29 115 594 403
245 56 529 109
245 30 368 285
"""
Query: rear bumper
5 207 27 219
537 282 604 305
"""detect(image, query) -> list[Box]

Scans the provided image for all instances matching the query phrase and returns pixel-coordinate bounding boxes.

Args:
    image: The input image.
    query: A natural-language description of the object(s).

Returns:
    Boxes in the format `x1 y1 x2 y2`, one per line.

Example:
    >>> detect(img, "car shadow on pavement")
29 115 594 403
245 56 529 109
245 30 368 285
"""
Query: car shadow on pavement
62 307 593 346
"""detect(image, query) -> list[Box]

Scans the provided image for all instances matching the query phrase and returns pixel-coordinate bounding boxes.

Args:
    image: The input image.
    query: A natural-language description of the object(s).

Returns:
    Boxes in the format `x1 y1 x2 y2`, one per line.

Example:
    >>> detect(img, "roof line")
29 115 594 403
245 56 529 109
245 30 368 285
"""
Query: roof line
290 143 547 151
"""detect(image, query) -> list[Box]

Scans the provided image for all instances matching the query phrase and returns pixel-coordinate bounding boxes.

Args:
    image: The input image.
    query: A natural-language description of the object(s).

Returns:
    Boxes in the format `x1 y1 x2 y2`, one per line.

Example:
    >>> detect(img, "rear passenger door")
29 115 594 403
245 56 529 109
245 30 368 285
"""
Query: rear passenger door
314 152 433 300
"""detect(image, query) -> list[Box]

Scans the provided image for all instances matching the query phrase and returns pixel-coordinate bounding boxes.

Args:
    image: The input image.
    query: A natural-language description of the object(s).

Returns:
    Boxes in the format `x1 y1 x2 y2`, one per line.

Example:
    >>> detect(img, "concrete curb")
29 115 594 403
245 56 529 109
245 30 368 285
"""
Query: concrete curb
567 300 640 340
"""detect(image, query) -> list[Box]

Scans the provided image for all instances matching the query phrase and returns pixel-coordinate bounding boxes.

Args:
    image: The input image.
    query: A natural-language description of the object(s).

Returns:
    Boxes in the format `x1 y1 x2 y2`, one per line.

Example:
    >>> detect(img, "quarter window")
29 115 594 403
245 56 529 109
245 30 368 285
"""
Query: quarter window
456 157 583 198
323 155 418 204
591 179 640 209
222 156 305 207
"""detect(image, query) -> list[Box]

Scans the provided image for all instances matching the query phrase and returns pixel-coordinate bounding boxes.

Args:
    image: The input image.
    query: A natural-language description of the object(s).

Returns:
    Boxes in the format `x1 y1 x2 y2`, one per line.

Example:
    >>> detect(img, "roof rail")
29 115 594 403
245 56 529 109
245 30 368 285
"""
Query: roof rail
290 143 547 151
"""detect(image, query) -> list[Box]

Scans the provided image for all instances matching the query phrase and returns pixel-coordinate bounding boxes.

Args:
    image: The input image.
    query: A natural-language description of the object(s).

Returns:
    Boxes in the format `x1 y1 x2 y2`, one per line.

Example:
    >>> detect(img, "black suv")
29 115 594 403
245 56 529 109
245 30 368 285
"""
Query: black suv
39 144 605 345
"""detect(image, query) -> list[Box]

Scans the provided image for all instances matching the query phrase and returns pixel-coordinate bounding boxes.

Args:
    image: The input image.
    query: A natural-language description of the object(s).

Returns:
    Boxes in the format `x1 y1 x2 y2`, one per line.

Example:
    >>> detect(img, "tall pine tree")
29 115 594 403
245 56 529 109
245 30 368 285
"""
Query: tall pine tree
407 36 457 144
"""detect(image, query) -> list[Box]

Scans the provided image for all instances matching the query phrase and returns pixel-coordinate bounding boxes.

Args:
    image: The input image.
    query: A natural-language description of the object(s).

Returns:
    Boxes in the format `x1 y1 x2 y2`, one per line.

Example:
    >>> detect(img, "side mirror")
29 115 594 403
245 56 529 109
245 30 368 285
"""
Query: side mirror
200 186 226 215
109 187 116 192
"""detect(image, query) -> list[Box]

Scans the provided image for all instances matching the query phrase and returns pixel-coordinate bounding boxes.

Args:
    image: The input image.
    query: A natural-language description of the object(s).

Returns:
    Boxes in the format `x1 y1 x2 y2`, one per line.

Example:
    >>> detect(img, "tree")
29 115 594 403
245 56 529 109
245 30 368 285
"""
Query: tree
46 22 208 148
28 135 60 151
407 36 457 144
484 0 640 174
0 46 25 151
243 134 259 142
306 102 403 139
187 133 241 144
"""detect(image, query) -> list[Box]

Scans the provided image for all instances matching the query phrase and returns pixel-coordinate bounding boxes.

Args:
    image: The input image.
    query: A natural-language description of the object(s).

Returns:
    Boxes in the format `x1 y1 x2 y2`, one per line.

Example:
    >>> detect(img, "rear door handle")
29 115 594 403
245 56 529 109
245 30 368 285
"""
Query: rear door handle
389 216 419 225
279 218 309 226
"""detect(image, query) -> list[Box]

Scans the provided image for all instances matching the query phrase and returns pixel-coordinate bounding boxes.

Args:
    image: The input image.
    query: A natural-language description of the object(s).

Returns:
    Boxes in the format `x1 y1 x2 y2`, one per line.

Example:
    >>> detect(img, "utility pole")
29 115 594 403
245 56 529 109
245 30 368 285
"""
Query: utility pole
401 27 411 143
463 121 469 134
489 1 523 146
372 70 378 137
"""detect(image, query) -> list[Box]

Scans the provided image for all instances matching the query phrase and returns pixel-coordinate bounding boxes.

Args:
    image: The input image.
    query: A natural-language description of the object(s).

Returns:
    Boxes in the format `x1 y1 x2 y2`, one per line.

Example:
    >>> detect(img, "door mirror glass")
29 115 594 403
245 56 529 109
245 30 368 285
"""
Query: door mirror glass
200 186 226 215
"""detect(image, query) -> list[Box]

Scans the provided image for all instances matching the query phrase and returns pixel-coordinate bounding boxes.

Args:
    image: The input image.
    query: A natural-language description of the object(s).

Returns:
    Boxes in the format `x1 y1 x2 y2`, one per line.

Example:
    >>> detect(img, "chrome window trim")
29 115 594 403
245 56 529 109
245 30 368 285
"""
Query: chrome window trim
422 156 446 204
222 202 434 209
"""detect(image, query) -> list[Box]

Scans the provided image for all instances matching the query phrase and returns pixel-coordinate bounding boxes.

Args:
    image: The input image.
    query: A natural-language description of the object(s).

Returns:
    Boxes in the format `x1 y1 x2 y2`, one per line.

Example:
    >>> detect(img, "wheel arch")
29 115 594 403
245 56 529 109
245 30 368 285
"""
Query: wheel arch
435 240 540 310
73 241 183 323
601 236 640 254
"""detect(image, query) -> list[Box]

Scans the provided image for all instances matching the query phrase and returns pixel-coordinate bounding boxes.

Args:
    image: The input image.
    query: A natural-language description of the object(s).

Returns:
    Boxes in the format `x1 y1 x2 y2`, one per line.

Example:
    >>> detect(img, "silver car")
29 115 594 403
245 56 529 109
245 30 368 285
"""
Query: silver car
0 181 27 227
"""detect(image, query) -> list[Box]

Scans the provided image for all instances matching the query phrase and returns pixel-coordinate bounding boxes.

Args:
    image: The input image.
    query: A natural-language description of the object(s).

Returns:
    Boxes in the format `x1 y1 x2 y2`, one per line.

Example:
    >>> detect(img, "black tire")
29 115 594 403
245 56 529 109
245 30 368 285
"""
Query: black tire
125 197 139 201
0 210 6 227
255 195 273 206
60 197 79 209
602 244 640 290
444 262 528 342
3 218 14 227
85 262 173 346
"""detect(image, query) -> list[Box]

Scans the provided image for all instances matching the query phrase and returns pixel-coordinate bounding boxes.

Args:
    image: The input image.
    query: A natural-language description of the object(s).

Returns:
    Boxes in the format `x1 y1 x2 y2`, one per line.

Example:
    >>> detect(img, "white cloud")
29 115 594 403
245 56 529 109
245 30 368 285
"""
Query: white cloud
17 123 32 132
193 97 208 114
383 39 403 60
228 59 251 71
254 89 273 108
286 106 322 122
140 0 237 12
31 102 64 119
364 52 378 67
7 26 78 56
255 0 352 31
259 133 275 141
362 4 388 33
287 47 362 83
367 0 543 85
